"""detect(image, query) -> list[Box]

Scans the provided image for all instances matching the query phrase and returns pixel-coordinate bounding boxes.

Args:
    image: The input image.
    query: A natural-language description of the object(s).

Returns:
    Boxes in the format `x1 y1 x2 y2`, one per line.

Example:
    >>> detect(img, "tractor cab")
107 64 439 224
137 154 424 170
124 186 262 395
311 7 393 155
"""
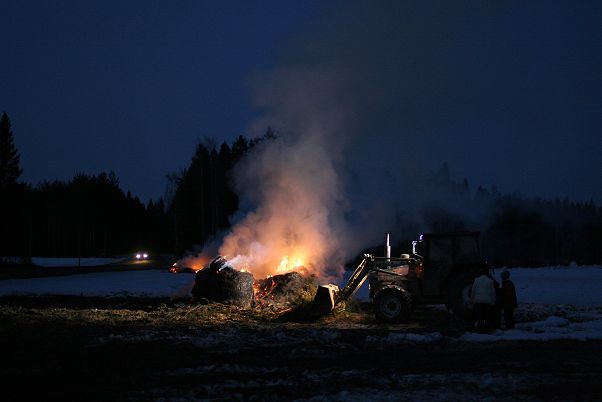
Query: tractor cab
412 232 487 296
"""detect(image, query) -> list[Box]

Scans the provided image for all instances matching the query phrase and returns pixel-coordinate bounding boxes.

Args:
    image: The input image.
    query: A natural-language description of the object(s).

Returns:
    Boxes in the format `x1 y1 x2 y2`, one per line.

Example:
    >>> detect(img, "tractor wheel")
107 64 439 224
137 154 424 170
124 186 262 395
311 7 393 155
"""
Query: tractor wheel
374 289 412 323
447 272 477 320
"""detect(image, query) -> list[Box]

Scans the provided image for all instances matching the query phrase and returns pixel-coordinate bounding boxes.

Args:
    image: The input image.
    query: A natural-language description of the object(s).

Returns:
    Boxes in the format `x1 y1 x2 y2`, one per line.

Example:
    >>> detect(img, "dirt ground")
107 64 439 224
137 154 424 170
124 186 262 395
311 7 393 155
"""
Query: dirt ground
1 296 601 401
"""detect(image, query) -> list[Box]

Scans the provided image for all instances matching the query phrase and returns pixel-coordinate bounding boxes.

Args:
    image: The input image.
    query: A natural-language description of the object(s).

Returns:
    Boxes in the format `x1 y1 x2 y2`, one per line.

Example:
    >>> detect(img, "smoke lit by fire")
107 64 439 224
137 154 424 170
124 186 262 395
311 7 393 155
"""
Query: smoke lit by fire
175 132 347 281
215 131 348 281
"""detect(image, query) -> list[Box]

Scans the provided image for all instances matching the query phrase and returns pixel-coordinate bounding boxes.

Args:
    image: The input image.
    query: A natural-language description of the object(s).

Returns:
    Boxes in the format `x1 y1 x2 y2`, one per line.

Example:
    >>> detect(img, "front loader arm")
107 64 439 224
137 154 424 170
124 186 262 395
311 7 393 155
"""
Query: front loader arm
311 254 374 315
336 254 373 303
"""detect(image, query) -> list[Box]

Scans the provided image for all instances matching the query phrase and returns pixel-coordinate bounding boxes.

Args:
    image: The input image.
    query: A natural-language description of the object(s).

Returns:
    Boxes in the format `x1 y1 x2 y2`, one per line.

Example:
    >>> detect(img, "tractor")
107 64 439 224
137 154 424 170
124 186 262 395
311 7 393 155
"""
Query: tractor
312 231 490 322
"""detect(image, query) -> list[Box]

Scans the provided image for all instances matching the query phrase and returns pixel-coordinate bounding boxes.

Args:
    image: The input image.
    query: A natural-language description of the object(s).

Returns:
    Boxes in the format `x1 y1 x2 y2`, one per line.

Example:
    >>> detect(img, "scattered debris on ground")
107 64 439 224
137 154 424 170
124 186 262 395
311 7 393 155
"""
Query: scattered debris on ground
1 296 602 401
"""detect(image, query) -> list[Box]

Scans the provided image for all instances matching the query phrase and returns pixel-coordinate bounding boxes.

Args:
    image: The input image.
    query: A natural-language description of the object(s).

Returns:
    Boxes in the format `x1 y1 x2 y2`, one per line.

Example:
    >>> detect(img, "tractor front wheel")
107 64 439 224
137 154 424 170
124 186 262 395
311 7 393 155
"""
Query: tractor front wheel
374 289 412 323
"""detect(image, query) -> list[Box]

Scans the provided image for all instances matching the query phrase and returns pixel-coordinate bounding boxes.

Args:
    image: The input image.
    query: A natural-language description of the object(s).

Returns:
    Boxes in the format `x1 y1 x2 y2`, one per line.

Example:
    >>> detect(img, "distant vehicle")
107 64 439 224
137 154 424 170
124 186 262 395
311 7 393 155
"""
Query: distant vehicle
135 252 149 260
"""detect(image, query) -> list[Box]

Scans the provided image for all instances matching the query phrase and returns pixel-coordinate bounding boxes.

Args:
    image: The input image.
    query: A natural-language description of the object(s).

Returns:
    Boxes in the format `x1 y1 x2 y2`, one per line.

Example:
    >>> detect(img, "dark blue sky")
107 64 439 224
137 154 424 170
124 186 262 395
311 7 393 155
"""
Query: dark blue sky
1 0 322 201
2 1 601 204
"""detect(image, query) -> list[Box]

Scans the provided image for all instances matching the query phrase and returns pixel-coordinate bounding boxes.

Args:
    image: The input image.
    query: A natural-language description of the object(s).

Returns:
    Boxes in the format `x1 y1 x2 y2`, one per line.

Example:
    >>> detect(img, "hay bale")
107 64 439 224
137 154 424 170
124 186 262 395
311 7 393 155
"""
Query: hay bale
254 271 317 305
191 256 254 307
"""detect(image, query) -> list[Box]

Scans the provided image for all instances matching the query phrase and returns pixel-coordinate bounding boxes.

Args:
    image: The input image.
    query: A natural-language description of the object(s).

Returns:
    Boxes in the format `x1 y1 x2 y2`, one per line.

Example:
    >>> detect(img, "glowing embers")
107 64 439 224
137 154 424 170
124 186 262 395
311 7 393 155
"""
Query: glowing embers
172 255 209 272
252 271 308 304
253 276 278 300
169 262 198 274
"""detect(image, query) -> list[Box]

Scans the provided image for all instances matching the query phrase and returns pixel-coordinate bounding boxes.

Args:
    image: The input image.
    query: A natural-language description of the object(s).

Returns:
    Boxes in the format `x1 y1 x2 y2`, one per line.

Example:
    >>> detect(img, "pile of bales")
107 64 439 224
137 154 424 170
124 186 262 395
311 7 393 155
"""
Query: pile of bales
191 256 317 308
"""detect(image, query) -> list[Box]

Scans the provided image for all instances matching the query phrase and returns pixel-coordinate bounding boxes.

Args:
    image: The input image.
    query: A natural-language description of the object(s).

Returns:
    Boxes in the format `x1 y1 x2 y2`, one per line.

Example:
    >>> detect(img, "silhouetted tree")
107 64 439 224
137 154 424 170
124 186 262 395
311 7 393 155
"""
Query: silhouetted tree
231 135 249 159
0 112 22 188
411 163 602 267
167 129 277 253
0 112 27 259
0 171 174 259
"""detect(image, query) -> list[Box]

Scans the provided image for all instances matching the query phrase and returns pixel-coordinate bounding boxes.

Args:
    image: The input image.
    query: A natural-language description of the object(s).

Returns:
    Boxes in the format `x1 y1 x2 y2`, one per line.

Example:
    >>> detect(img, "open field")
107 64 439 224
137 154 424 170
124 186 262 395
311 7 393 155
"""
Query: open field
1 296 602 401
0 259 171 280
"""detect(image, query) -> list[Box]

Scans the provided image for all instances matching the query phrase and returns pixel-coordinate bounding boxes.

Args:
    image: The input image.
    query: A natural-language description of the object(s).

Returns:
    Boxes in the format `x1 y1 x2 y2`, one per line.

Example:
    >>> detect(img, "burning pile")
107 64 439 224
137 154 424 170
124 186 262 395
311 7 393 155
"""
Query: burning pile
190 255 317 308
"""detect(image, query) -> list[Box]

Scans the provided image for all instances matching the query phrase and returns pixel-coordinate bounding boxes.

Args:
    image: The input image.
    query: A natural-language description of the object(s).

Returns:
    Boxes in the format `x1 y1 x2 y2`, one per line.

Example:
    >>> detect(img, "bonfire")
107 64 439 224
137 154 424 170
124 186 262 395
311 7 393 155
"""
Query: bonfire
186 254 317 308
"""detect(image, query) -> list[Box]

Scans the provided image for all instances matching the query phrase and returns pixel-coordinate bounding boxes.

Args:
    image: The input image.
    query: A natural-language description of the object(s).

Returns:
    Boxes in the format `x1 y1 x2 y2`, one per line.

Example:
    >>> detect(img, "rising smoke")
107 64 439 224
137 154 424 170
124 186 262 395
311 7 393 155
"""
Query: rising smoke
209 1 600 278
214 2 481 279
217 66 355 279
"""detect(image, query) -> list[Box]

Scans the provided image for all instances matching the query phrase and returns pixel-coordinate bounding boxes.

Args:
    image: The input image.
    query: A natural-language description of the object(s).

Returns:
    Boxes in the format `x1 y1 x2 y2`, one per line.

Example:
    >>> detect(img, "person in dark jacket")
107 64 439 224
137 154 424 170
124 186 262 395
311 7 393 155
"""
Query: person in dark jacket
500 270 517 329
490 274 502 330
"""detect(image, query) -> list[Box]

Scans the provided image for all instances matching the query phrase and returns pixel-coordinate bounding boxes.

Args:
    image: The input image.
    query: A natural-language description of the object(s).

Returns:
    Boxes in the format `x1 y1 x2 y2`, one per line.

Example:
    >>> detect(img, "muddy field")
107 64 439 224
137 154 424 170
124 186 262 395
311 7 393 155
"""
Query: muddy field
1 296 601 401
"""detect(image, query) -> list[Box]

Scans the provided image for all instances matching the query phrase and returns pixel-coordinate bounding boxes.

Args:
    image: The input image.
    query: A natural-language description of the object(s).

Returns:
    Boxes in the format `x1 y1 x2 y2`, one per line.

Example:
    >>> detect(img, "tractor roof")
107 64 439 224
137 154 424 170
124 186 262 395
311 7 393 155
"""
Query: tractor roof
419 231 480 239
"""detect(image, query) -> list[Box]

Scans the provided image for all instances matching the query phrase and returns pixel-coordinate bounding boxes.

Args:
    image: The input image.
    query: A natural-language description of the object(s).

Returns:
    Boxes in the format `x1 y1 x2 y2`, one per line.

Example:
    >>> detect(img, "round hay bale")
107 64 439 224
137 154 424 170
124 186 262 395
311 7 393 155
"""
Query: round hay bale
254 271 317 304
191 261 254 307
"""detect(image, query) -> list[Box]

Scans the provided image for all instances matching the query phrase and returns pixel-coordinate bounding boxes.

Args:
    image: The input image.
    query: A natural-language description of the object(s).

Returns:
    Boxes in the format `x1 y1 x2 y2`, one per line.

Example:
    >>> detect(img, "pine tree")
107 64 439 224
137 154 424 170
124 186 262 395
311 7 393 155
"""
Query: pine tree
0 112 22 187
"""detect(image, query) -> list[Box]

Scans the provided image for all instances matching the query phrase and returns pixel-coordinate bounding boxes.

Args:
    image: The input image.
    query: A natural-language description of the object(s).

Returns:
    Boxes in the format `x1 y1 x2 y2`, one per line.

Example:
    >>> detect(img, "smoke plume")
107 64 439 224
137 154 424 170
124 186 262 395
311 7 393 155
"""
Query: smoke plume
212 1 601 278
217 66 355 279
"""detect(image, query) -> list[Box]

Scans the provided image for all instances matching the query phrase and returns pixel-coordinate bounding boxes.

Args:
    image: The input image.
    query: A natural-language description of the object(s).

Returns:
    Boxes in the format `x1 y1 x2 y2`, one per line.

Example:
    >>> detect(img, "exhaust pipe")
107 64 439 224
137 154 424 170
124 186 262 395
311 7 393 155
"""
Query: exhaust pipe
385 232 391 261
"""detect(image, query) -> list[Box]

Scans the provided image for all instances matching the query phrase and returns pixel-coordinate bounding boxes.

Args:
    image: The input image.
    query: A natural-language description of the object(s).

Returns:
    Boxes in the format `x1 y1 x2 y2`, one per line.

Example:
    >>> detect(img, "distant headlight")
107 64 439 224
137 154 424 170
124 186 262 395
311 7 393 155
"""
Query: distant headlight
135 251 149 260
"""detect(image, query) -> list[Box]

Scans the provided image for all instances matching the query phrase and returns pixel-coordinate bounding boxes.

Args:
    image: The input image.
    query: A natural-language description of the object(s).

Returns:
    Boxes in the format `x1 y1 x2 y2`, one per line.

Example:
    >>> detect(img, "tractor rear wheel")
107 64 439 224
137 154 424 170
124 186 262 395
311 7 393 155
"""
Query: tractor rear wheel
374 289 412 323
447 272 477 320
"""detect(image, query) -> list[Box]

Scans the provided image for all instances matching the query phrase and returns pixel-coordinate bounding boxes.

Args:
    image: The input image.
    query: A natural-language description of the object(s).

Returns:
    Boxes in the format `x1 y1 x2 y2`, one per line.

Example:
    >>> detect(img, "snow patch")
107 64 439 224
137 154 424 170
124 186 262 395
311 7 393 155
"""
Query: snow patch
366 332 444 345
31 257 126 267
0 270 194 298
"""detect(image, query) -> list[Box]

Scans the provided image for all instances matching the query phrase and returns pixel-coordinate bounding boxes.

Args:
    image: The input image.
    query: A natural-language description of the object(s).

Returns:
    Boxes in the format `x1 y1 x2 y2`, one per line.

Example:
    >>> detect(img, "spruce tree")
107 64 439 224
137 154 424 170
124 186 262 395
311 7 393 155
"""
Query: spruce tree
0 112 22 187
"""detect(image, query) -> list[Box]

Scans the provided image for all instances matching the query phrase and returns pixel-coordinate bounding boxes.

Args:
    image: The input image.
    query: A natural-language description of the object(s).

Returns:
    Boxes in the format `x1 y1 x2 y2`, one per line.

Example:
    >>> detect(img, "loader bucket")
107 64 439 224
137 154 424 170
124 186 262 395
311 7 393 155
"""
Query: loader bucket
311 284 340 316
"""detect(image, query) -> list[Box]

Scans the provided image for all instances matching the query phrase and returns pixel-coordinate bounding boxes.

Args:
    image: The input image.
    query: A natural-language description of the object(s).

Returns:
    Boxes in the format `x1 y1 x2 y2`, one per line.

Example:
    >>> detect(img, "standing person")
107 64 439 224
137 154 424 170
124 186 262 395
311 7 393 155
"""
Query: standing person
500 270 518 329
490 274 502 330
471 273 497 333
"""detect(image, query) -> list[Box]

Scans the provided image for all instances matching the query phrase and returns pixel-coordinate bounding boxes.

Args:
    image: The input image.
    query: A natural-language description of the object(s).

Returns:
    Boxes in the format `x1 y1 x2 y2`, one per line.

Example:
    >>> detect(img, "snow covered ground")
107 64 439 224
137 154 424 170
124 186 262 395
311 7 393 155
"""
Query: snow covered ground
31 257 127 267
2 256 127 267
3 263 600 305
0 270 194 298
349 264 602 306
1 265 602 342
454 265 602 342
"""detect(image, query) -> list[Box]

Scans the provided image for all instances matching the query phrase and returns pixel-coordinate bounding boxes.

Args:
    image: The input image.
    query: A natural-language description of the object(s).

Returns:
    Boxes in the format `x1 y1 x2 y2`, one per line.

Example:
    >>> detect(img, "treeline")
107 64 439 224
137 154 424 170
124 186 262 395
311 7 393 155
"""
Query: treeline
0 109 272 259
482 195 601 266
410 164 602 267
1 109 601 266
166 129 275 253
1 173 170 258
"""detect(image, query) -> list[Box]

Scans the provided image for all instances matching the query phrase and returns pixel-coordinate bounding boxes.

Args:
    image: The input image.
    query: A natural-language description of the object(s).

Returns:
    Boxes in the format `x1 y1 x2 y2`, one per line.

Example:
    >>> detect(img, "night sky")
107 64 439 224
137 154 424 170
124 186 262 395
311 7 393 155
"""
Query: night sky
2 1 601 204
1 0 322 201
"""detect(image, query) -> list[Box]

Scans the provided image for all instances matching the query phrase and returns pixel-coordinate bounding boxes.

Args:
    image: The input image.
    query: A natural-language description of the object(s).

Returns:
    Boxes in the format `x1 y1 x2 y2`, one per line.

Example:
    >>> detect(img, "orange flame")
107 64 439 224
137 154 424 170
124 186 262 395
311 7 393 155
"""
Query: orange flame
173 254 210 272
253 277 278 300
175 250 307 278
275 251 304 274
